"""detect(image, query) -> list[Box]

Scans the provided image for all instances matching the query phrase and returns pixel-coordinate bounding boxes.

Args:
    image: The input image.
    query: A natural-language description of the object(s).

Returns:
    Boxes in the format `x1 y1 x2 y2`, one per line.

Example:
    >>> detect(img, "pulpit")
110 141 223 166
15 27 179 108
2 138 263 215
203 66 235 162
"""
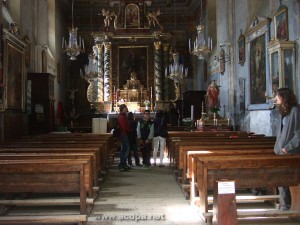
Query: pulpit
116 72 150 112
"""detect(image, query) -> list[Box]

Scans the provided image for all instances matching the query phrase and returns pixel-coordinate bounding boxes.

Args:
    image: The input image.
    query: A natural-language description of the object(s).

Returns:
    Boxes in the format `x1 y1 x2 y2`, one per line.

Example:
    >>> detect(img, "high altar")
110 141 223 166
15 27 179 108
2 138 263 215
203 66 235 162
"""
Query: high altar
83 0 178 113
116 71 151 112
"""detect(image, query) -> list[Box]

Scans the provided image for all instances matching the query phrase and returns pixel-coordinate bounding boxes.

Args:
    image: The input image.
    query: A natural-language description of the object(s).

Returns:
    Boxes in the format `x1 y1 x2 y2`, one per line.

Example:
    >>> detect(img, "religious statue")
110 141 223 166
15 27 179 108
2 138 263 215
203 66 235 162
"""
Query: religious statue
206 80 220 112
101 9 116 29
68 89 78 105
146 9 162 30
128 70 138 89
130 70 137 80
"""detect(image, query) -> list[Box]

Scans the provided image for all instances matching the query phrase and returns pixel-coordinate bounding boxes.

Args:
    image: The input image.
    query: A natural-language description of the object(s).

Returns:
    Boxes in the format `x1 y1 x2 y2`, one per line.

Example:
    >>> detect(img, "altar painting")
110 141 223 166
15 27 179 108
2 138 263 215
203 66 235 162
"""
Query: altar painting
118 47 148 88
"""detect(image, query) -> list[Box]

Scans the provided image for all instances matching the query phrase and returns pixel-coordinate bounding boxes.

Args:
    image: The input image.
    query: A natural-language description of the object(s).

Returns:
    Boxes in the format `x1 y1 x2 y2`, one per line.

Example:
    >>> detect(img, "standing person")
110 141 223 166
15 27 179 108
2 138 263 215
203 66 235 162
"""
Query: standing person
137 110 154 167
273 88 300 211
153 110 168 167
127 112 141 167
118 104 131 171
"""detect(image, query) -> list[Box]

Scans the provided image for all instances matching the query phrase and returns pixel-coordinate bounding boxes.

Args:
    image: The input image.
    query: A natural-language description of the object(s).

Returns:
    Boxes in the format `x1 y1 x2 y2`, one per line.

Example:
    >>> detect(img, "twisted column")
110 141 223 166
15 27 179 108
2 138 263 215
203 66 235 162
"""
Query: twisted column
96 43 104 102
103 42 111 102
163 43 170 101
154 41 162 101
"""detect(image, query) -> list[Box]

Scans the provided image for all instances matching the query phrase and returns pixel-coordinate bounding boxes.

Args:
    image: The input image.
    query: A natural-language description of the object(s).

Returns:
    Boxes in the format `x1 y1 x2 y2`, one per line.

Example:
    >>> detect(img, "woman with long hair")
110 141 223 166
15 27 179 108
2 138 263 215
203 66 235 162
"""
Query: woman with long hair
274 88 300 211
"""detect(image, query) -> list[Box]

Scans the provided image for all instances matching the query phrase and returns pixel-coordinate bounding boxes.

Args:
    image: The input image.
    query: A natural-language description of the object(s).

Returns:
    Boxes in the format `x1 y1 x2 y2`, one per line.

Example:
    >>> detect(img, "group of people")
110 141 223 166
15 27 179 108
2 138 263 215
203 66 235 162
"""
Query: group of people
115 87 299 212
117 104 168 172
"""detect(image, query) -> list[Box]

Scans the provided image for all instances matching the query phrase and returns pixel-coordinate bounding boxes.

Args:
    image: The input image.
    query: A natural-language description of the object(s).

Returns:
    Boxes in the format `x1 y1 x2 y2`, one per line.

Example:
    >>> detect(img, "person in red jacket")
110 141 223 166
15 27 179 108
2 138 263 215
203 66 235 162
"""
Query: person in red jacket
118 104 131 171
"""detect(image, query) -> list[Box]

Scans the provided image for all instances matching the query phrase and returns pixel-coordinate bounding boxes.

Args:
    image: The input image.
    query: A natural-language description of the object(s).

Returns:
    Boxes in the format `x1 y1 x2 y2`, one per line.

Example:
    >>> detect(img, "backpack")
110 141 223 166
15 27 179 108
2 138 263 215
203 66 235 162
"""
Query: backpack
112 120 121 138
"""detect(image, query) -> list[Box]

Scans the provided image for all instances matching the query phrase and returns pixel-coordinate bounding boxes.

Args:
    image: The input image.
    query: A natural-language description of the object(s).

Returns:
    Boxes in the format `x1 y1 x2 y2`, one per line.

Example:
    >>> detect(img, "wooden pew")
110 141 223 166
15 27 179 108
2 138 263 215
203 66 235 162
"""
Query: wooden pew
168 135 275 165
0 159 90 224
0 147 101 185
1 140 108 172
173 139 275 172
192 154 300 221
0 153 96 193
183 147 274 185
167 131 253 159
0 133 113 168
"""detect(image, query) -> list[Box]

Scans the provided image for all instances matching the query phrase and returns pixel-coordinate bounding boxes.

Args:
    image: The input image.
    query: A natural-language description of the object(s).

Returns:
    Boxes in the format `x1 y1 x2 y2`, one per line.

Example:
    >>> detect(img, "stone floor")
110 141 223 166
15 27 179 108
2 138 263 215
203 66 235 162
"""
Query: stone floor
87 158 300 225
3 158 300 225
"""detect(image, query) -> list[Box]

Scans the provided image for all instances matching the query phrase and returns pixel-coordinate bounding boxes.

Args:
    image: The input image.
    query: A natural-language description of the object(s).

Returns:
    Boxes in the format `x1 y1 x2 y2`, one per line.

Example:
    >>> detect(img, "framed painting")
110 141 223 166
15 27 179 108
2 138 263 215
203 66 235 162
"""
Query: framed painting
4 41 25 111
249 34 266 105
118 46 148 88
274 6 288 41
125 4 140 28
245 16 271 110
239 78 245 112
237 31 245 65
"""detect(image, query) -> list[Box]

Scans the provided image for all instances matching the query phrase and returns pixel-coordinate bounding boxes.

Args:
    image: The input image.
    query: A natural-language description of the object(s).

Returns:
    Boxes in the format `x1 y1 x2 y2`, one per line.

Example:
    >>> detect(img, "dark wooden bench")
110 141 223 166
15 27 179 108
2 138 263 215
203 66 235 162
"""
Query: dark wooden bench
0 153 96 195
173 139 275 172
193 154 300 221
1 140 108 172
168 135 275 165
0 159 90 224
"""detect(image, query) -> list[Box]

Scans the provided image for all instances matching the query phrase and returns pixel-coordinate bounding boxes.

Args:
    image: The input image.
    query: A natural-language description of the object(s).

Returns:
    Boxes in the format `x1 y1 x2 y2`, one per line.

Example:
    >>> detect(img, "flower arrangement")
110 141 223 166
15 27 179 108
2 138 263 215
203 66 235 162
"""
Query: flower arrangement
209 106 220 114
117 98 126 105
182 117 193 127
143 100 150 106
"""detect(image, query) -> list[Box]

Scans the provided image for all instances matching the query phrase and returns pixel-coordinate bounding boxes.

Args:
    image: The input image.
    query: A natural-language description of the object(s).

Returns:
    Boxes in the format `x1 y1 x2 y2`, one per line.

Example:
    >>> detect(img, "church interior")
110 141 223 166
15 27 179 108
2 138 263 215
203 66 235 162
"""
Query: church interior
0 0 300 224
1 0 299 138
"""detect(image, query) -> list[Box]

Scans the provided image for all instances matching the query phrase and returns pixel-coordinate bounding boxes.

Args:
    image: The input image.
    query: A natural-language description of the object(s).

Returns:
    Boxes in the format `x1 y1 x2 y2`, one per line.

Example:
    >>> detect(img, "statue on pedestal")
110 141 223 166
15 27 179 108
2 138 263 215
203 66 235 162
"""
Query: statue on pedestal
206 80 220 114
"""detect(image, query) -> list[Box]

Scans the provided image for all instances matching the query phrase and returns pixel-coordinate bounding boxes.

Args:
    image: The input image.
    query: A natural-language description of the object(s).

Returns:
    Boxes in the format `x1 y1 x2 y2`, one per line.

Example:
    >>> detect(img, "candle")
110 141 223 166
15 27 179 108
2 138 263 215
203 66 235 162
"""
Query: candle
189 39 191 51
214 113 216 119
228 118 230 126
150 87 153 99
82 39 85 49
210 37 213 50
216 119 218 126
191 105 194 120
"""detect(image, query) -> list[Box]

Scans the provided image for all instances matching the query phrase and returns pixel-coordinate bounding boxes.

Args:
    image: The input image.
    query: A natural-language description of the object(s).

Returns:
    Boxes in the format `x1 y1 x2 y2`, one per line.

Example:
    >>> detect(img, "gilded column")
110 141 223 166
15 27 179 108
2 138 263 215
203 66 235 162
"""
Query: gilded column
97 43 104 102
103 42 111 102
154 41 162 101
163 43 170 101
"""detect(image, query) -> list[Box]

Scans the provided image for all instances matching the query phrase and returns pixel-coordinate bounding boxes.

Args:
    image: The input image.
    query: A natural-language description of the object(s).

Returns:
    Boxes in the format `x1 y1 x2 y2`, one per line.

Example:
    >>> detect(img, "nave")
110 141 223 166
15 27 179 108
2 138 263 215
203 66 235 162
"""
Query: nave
1 131 300 225
87 157 300 225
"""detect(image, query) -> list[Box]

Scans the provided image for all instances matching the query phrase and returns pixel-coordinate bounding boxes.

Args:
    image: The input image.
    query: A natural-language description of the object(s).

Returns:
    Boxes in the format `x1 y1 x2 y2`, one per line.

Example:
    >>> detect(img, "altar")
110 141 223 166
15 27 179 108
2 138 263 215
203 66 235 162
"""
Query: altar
115 71 152 112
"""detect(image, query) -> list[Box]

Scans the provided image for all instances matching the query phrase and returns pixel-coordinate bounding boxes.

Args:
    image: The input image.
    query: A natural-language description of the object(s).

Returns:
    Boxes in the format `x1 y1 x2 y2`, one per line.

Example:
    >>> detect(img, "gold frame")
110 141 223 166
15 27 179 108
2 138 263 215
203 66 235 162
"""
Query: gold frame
3 29 26 112
237 31 245 65
274 6 289 41
118 46 149 89
125 3 140 28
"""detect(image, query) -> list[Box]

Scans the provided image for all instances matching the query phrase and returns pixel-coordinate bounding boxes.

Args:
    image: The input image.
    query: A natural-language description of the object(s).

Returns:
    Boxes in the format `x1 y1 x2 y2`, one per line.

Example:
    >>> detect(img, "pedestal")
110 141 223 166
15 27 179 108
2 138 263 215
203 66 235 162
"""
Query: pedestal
212 180 238 225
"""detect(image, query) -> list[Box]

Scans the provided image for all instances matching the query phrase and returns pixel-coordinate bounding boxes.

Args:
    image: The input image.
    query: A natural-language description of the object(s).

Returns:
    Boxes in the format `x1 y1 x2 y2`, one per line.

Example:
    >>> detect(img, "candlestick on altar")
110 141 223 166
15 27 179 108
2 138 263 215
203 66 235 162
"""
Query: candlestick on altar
191 105 194 121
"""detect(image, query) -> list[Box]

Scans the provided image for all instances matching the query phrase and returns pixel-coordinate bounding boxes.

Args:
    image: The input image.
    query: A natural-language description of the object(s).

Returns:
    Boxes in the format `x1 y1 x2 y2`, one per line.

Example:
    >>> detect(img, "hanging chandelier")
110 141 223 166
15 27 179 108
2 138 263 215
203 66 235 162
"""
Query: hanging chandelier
165 0 188 84
62 0 84 60
84 3 98 78
165 52 188 83
189 0 212 59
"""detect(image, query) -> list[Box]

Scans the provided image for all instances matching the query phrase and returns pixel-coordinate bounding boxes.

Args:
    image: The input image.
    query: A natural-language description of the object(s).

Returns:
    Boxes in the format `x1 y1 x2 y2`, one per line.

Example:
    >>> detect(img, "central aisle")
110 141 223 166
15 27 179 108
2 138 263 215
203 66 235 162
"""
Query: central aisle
87 162 203 225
